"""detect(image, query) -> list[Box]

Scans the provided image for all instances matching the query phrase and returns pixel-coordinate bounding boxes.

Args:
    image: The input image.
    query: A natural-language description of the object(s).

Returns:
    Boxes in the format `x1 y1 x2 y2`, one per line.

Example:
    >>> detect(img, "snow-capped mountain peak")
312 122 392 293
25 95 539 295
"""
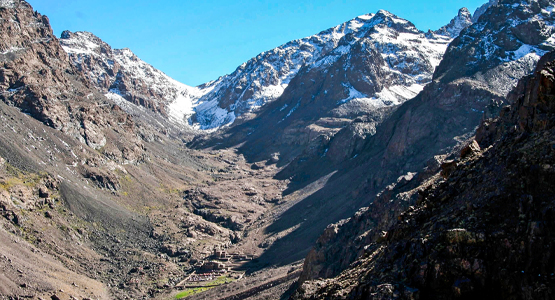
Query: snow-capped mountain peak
192 10 453 130
60 31 202 127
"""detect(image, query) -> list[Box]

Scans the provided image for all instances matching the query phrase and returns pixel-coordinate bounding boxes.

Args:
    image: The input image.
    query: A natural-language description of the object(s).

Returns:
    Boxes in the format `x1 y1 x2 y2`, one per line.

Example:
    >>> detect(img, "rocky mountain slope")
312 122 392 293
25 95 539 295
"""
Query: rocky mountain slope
293 49 555 300
0 1 287 299
235 0 555 273
0 0 146 158
188 2 496 134
191 10 461 163
59 30 204 129
191 10 457 130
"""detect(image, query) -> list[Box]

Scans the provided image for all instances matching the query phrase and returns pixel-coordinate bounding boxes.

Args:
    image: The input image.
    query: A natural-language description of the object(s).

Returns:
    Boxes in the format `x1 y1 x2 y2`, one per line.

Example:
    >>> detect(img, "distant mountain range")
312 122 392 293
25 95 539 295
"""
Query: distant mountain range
59 5 478 131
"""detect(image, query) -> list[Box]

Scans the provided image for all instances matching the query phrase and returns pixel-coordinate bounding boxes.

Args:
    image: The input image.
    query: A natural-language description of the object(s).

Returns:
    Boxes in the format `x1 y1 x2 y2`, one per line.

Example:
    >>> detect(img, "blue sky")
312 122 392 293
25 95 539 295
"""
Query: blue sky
28 0 487 86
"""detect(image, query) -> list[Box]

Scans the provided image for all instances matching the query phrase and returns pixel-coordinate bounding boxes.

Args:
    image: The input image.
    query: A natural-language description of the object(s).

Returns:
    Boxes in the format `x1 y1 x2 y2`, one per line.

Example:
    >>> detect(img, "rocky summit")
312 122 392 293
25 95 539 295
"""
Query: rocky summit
2 0 555 299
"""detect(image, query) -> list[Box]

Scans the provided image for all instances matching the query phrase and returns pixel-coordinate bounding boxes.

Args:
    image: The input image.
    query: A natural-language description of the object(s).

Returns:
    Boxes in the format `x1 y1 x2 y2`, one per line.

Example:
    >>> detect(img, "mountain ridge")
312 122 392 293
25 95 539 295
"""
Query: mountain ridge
188 8 458 166
59 30 204 128
60 7 473 132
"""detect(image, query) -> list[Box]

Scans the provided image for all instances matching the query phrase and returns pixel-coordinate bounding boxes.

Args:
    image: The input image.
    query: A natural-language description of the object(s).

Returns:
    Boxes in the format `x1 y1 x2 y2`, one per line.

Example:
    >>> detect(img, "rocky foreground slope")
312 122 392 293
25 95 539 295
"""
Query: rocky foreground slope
293 49 555 300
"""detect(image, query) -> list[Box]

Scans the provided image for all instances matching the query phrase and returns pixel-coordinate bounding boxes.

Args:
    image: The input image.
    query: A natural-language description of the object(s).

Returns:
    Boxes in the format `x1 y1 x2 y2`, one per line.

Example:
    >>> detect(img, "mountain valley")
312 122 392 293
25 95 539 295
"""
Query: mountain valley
1 0 555 299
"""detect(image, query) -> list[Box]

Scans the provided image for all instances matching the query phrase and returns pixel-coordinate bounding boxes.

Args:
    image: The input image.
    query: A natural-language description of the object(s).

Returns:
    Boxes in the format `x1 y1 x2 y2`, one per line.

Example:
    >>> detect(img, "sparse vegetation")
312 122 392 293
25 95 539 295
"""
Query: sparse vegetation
175 287 209 299
175 275 234 299
0 163 49 191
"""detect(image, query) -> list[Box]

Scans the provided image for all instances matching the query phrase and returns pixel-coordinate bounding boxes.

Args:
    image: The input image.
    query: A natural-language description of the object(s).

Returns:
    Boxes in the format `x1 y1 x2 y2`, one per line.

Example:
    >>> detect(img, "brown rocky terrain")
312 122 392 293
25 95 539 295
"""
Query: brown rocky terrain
0 1 305 299
293 50 555 300
0 98 294 299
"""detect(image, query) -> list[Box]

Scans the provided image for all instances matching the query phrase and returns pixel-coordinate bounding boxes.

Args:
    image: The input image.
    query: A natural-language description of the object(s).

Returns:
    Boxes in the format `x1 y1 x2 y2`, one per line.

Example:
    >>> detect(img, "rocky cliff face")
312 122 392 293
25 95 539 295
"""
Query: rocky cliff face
0 0 146 162
60 31 203 127
293 50 555 300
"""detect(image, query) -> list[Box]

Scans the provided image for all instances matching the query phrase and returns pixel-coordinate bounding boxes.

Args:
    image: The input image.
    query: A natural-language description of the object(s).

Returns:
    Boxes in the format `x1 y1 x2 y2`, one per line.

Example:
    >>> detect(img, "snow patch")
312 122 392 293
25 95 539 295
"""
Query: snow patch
281 102 300 121
509 44 548 61
338 84 368 105
167 92 195 125
0 0 15 8
0 46 24 55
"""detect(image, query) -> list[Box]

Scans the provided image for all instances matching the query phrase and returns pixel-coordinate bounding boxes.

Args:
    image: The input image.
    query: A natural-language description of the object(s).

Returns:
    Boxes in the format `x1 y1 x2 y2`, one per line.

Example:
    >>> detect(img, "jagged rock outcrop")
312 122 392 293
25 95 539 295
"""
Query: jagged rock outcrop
0 1 76 132
293 50 555 300
434 8 473 38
